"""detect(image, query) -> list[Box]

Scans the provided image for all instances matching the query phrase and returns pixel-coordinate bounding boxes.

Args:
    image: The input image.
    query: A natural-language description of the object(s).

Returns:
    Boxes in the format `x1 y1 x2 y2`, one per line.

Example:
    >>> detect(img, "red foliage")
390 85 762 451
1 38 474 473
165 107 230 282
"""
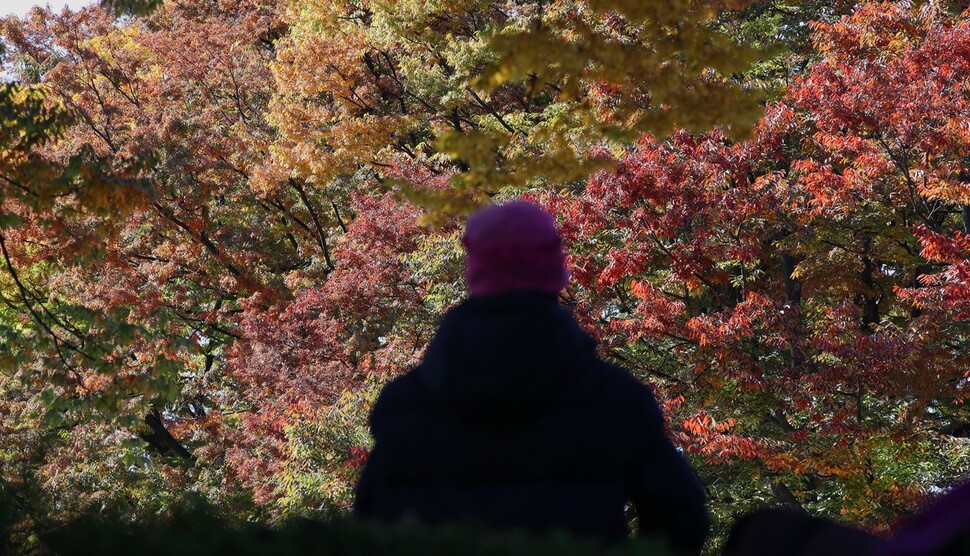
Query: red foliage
223 193 428 501
531 3 970 526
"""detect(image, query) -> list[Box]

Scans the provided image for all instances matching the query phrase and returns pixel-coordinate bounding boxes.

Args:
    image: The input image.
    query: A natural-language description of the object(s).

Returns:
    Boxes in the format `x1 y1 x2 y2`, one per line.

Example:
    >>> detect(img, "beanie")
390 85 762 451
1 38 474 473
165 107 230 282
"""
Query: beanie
463 201 568 297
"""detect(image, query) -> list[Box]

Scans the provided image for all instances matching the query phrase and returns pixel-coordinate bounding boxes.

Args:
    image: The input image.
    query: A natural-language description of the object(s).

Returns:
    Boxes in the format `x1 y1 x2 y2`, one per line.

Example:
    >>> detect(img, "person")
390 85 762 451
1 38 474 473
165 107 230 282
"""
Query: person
724 480 970 556
353 201 710 554
881 480 970 556
723 508 882 556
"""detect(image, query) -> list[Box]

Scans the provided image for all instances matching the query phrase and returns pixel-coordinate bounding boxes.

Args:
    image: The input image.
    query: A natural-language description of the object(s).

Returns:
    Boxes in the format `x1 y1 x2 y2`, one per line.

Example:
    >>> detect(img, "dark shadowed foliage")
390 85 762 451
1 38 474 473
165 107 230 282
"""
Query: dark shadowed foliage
1 496 682 556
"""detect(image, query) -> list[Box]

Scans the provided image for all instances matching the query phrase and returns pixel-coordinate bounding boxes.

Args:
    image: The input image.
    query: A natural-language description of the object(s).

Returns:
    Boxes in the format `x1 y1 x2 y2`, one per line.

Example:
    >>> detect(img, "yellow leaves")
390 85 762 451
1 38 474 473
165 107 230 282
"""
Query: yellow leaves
427 120 611 218
283 0 358 32
429 0 766 215
85 24 148 65
0 83 65 153
272 35 369 99
400 181 489 226
266 0 766 222
271 111 410 185
436 128 505 170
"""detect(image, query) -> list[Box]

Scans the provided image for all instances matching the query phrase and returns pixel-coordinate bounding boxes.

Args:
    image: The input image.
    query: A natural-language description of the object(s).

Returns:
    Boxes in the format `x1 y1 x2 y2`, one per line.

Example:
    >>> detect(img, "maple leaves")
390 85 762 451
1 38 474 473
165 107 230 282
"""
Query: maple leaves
266 0 766 221
223 192 430 508
466 0 765 187
537 1 970 531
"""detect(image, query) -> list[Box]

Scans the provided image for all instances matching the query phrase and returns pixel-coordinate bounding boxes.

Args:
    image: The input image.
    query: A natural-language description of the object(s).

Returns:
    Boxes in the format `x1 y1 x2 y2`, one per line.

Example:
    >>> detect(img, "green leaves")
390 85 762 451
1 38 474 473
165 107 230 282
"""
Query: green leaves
99 0 163 16
2 0 969 550
433 0 767 208
268 0 767 222
0 83 67 152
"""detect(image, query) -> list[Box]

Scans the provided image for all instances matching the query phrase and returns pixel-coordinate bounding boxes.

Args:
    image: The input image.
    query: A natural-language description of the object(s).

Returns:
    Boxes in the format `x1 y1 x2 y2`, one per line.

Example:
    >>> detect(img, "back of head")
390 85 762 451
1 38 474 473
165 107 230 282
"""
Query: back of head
724 509 881 556
463 201 568 297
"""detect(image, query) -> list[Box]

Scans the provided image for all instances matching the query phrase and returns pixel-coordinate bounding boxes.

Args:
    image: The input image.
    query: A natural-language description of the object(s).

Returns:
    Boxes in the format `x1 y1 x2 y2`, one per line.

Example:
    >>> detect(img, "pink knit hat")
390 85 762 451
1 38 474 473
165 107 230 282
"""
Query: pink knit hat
463 201 568 297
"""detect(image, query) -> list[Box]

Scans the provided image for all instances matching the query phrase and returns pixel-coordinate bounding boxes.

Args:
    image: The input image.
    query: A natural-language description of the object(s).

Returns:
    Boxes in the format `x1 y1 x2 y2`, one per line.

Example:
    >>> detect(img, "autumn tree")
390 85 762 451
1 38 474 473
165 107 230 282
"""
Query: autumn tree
2 0 969 553
542 0 970 535
267 0 766 219
1 0 293 524
0 0 443 525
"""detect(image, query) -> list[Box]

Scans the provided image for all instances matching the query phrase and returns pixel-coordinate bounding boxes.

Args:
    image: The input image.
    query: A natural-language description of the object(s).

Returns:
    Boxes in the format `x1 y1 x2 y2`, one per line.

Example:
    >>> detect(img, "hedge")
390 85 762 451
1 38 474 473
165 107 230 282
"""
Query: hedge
4 501 681 556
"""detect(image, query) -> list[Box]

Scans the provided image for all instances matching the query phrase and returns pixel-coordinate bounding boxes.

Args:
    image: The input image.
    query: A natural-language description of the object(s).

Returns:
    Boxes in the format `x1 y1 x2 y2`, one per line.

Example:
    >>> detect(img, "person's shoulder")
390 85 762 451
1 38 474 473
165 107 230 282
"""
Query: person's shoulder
585 359 665 425
591 359 649 397
369 368 430 422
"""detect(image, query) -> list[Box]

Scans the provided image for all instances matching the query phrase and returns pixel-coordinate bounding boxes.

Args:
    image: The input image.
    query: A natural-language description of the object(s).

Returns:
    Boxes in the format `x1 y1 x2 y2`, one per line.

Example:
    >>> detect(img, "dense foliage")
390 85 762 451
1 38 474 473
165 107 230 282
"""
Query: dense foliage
0 0 969 552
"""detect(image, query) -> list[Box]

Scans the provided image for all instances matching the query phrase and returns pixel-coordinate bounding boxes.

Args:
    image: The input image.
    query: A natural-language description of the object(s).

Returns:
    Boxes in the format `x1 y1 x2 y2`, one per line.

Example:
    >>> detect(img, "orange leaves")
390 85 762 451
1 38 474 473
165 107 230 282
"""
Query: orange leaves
919 175 970 205
685 291 783 348
789 158 871 215
609 282 689 343
681 414 714 436
631 280 686 310
913 226 970 265
535 6 970 529
899 226 970 321
811 2 922 58
679 411 769 463
682 412 737 436
661 395 686 414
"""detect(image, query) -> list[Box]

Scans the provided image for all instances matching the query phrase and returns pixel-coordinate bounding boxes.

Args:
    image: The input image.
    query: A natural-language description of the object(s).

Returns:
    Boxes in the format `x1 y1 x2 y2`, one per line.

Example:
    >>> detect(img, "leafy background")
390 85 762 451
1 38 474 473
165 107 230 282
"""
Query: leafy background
1 0 969 553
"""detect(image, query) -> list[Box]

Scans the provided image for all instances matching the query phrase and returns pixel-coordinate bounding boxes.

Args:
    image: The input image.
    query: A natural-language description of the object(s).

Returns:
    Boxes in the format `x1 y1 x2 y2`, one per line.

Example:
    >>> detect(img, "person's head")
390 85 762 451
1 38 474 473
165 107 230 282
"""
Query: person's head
462 200 568 297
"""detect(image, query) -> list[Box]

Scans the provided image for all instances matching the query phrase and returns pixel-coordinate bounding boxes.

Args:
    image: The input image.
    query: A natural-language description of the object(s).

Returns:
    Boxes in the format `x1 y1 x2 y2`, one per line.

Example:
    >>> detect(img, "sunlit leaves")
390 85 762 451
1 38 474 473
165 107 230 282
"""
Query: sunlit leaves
538 2 970 532
1 0 970 548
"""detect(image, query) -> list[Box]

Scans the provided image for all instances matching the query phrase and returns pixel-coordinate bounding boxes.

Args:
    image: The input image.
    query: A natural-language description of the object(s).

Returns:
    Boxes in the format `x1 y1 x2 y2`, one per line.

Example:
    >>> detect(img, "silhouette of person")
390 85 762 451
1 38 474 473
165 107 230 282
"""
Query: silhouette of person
723 480 970 556
354 201 710 553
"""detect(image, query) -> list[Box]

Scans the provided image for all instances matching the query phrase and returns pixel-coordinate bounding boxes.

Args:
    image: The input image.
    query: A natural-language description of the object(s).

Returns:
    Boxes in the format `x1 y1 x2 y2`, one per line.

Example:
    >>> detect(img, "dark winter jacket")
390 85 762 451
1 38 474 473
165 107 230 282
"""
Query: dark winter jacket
353 292 710 553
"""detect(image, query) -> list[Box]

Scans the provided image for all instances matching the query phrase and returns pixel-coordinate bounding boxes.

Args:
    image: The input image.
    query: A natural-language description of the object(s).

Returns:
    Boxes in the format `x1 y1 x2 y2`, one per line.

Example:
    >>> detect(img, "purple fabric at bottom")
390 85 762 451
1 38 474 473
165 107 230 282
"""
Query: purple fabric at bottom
878 481 970 556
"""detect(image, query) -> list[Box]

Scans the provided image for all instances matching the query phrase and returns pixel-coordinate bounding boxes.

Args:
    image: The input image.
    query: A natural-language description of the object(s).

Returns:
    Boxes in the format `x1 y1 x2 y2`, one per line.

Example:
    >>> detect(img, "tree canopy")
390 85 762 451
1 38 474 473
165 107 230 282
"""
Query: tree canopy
0 0 968 551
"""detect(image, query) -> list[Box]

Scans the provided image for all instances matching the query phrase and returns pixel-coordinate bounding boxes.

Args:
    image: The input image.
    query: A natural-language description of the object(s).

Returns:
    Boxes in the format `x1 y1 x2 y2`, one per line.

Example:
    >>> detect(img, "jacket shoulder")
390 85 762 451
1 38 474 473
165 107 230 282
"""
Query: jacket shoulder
583 360 666 428
369 368 430 425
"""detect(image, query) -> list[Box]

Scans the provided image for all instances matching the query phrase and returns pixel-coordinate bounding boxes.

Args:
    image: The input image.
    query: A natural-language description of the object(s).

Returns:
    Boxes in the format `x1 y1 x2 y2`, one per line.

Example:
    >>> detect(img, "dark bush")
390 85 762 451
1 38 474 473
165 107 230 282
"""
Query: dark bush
16 500 680 556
